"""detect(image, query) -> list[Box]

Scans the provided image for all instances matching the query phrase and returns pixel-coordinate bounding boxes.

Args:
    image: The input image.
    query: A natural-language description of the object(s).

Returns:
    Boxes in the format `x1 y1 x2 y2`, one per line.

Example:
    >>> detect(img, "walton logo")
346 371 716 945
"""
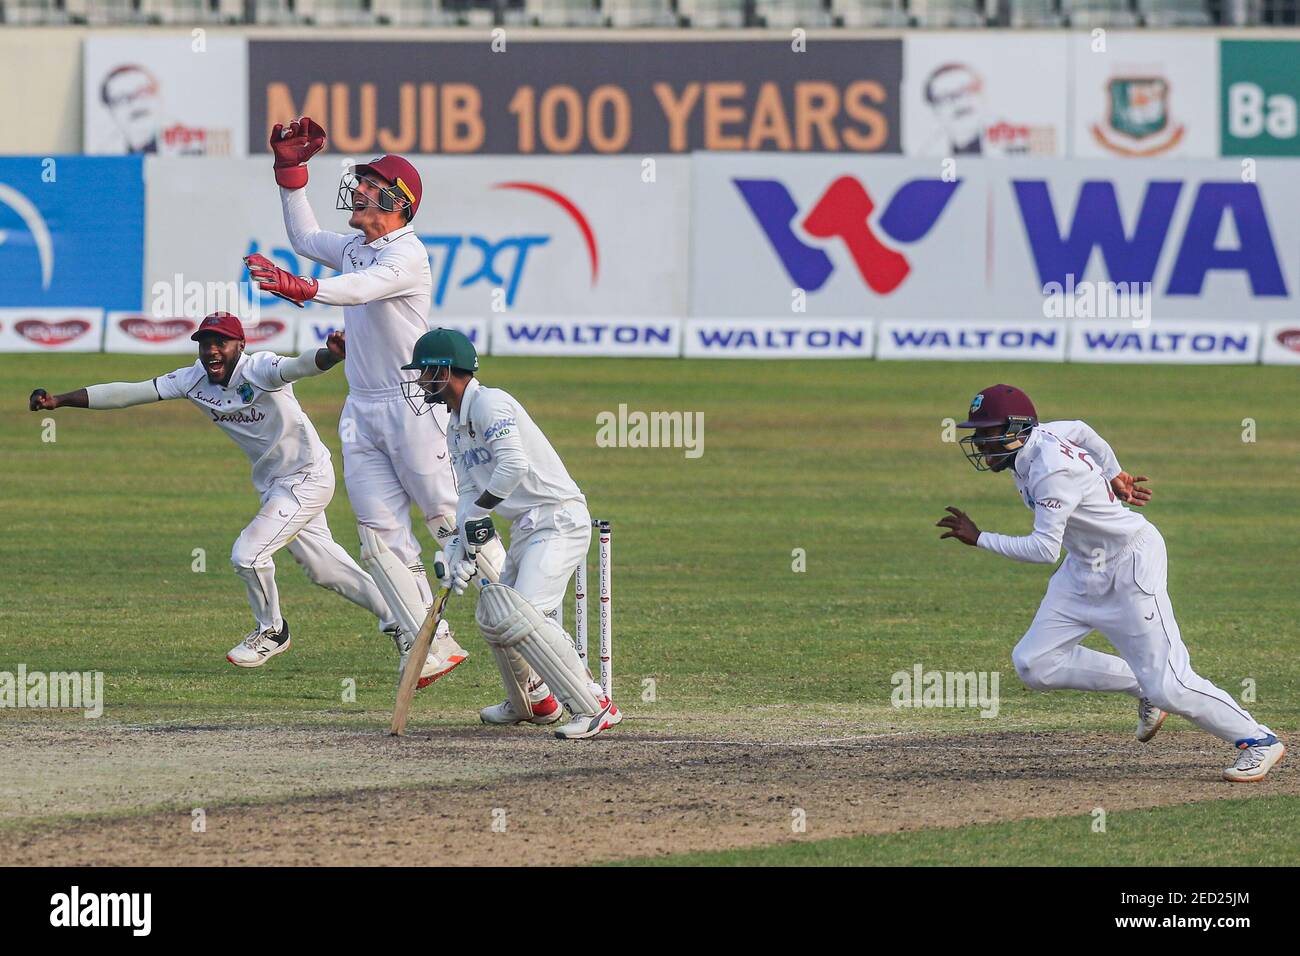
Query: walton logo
735 176 960 294
1014 179 1287 297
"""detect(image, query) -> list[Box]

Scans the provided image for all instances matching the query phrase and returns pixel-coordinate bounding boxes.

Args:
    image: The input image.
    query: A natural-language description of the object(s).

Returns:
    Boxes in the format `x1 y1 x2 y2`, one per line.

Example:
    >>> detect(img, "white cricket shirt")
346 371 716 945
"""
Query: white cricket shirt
155 352 331 493
280 187 433 398
977 420 1150 566
448 378 584 524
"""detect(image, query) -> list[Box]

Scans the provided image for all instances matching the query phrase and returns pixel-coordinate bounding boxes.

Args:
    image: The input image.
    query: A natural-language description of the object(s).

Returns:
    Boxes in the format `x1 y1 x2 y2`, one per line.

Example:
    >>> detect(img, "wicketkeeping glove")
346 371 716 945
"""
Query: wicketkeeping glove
244 253 319 308
270 116 326 190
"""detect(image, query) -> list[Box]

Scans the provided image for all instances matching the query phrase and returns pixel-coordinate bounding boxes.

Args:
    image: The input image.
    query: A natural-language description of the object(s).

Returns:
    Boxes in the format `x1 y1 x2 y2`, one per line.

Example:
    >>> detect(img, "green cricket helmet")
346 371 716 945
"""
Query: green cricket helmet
401 328 478 415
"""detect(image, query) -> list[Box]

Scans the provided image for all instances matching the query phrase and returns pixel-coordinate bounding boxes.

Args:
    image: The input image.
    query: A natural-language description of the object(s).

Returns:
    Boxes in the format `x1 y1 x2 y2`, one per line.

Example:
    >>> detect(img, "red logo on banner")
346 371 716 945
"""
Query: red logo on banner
119 317 196 343
1276 329 1300 353
15 318 93 347
244 320 287 344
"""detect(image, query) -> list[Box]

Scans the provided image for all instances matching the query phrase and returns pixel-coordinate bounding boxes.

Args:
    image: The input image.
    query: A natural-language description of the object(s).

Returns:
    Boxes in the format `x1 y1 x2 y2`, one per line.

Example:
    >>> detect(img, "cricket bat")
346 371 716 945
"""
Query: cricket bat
389 586 451 737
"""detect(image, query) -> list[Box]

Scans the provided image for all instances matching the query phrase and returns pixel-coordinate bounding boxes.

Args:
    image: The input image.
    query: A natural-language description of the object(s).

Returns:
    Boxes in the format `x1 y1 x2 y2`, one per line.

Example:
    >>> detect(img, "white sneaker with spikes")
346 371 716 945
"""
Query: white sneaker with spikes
1136 697 1167 743
1223 735 1286 783
227 620 291 668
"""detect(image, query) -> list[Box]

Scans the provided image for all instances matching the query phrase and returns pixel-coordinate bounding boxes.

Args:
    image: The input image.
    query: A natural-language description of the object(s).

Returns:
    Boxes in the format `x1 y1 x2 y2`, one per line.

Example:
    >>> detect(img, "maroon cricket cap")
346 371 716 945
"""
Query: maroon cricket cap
959 384 1037 428
191 312 245 342
356 155 422 219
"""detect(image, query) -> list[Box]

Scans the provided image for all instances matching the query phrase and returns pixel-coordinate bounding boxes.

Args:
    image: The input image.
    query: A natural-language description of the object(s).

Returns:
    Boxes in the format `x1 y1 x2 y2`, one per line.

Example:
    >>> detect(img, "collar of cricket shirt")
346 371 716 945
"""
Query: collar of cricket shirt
1012 426 1041 481
223 351 250 391
456 377 483 434
366 225 414 249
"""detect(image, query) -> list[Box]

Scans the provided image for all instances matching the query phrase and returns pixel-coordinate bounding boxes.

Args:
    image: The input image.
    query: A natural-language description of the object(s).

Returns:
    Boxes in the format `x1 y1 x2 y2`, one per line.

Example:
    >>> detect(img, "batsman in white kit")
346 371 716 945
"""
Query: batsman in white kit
938 385 1284 783
27 311 403 666
400 328 622 739
244 116 506 689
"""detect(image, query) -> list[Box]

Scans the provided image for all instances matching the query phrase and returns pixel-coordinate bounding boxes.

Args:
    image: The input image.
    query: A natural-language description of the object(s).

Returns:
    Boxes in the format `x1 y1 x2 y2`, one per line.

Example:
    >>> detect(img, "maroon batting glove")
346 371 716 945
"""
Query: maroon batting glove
244 253 319 308
270 116 326 190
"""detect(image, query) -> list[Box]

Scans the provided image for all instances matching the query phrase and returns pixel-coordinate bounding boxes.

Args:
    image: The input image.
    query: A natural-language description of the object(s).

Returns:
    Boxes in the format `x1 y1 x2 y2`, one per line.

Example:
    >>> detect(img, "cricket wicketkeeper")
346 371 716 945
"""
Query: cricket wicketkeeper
246 116 505 690
401 328 622 739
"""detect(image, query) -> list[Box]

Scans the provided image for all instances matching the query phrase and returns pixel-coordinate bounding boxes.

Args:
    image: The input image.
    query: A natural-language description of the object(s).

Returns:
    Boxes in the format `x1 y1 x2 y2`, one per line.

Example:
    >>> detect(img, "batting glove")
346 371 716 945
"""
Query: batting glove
461 516 496 556
270 116 326 190
449 559 476 597
244 253 319 308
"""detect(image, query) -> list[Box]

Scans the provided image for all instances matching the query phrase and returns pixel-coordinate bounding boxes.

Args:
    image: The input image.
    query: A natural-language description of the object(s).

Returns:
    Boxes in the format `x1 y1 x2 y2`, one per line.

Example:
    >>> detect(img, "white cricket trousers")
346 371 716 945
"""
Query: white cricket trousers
341 391 459 570
1011 525 1269 744
500 499 593 618
230 467 395 634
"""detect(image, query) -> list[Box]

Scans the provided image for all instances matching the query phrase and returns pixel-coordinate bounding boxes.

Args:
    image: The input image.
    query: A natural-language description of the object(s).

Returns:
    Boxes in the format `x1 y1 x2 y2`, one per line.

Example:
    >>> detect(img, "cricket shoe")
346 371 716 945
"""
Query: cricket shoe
554 696 622 740
480 693 563 726
389 620 467 690
1223 735 1286 783
227 619 291 668
426 629 473 686
1136 697 1167 743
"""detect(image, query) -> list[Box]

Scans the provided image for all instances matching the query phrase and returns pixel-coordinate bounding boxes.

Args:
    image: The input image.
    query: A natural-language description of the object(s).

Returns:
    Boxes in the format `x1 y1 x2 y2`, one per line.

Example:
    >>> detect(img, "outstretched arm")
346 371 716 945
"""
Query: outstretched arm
312 253 423 306
280 187 353 272
30 381 161 411
245 249 423 308
272 330 347 383
973 470 1080 565
270 116 351 271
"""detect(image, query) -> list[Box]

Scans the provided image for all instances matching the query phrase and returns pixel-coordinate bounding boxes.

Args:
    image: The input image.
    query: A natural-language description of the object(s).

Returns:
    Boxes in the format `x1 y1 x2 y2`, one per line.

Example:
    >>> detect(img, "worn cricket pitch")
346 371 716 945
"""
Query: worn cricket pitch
2 357 1296 865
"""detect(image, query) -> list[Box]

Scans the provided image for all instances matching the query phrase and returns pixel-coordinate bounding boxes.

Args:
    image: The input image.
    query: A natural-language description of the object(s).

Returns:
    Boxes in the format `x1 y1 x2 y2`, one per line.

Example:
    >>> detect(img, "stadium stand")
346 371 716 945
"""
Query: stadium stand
1 0 1298 26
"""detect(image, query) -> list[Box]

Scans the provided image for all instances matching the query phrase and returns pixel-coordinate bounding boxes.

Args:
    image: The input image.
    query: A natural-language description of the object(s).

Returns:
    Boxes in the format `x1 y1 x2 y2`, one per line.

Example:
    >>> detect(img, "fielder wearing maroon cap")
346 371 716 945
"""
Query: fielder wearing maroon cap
190 311 246 342
191 312 247 386
957 384 1038 472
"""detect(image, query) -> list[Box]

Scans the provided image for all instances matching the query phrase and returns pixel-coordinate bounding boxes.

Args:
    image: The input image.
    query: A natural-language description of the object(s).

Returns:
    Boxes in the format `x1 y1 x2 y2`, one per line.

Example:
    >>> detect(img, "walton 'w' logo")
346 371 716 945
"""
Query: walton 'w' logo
735 176 960 295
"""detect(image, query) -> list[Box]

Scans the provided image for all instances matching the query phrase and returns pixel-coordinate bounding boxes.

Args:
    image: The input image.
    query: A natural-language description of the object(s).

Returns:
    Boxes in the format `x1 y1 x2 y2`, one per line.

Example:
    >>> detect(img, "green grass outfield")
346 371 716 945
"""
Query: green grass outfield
619 793 1300 866
2 355 1297 862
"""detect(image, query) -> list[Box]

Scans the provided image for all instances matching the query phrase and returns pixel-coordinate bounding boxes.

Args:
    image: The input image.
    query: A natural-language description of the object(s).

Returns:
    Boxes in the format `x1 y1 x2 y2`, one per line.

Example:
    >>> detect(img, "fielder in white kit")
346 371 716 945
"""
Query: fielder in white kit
938 385 1284 782
27 311 402 667
244 116 505 689
400 328 622 739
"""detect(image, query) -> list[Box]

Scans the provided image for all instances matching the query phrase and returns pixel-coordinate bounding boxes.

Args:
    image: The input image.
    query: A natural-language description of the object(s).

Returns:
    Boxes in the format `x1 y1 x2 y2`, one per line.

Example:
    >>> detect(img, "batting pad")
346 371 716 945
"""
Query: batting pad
488 644 535 717
359 526 426 638
476 584 600 715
